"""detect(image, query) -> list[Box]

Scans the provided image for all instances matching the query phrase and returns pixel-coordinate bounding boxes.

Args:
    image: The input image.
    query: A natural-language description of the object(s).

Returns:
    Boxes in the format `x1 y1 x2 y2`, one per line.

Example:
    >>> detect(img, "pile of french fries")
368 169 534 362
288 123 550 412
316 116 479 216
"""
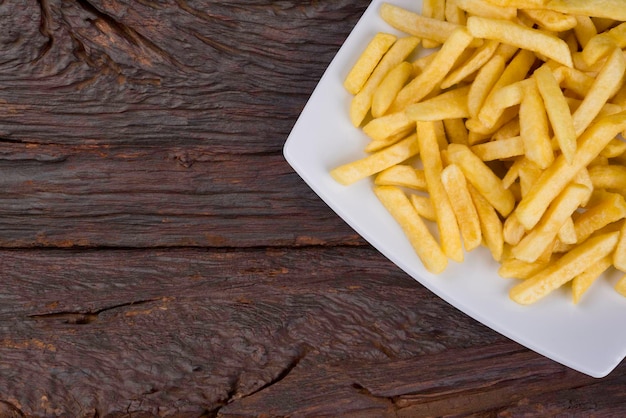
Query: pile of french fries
331 0 626 305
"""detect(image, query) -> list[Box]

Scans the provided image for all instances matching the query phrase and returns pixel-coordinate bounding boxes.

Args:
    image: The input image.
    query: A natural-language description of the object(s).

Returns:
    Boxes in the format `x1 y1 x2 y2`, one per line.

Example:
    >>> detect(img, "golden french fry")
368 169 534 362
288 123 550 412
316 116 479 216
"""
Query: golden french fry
512 184 591 263
374 186 448 274
520 8 577 32
545 0 626 22
572 47 626 137
589 164 626 191
410 193 437 221
503 214 526 246
417 121 464 262
344 33 398 95
405 85 471 121
510 231 620 305
534 65 577 164
350 36 420 127
446 143 516 216
572 255 613 304
443 118 470 145
467 54 505 119
380 3 461 45
499 257 551 280
466 16 573 67
331 134 419 185
582 22 626 66
600 139 626 159
558 217 578 245
468 183 504 261
371 61 414 118
441 164 483 251
456 0 516 20
363 111 414 142
519 80 554 169
471 136 524 161
375 165 427 190
421 0 446 48
390 27 475 113
514 111 626 230
483 0 547 7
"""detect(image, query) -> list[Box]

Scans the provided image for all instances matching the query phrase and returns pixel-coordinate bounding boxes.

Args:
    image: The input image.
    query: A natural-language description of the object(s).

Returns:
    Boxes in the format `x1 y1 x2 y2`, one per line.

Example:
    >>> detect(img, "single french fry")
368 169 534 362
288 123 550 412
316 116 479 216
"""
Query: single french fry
445 0 467 25
600 139 626 159
405 85 471 121
380 3 461 45
512 184 591 263
350 36 420 127
441 164 483 251
344 33 398 95
468 54 505 119
545 0 626 23
503 214 526 246
589 165 626 191
364 129 414 153
520 80 554 170
514 111 626 230
409 193 437 221
446 143 516 216
372 61 414 118
572 47 626 137
468 183 504 261
422 0 446 48
534 65 577 164
456 0 516 20
483 0 547 7
466 16 573 67
374 186 448 274
331 134 420 185
582 22 626 66
363 111 414 142
417 121 464 262
375 165 427 190
499 256 551 280
390 27 475 113
444 118 470 145
509 231 620 305
471 136 524 161
520 8 577 32
558 217 578 245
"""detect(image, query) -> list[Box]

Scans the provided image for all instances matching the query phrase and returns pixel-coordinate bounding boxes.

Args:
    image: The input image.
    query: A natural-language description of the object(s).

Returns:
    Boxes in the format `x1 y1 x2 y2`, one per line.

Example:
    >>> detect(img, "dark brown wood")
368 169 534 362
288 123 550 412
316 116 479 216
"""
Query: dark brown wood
1 1 625 417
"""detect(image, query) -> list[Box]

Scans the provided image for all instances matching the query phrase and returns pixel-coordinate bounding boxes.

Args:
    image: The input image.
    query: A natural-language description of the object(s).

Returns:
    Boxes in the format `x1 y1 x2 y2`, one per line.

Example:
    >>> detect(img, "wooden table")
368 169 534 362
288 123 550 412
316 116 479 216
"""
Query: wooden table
1 1 625 416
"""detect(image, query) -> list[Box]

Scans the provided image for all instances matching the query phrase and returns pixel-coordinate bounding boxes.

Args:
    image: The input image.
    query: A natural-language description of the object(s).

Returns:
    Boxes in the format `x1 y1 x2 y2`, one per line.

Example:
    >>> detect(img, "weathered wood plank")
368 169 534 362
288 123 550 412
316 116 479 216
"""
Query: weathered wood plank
0 0 368 150
0 143 360 247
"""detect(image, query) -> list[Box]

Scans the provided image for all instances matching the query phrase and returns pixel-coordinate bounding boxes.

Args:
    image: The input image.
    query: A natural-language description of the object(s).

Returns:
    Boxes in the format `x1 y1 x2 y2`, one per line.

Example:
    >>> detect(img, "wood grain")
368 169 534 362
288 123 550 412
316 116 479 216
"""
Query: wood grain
1 0 625 417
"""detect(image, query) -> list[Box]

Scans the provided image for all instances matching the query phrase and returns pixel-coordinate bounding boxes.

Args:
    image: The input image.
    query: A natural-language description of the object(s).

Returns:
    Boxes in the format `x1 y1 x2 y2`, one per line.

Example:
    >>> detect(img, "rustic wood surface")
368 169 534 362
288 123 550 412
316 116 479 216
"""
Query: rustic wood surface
1 1 625 417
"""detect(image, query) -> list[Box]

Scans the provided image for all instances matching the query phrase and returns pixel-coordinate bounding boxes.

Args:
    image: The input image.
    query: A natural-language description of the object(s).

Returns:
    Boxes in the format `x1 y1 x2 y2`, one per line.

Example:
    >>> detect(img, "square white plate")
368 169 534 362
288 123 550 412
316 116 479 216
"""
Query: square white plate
283 0 626 378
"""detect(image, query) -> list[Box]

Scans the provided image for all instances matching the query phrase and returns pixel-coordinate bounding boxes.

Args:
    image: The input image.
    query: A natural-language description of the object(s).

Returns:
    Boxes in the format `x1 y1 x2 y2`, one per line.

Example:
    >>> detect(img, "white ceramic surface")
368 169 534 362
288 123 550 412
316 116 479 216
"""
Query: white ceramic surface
283 0 626 378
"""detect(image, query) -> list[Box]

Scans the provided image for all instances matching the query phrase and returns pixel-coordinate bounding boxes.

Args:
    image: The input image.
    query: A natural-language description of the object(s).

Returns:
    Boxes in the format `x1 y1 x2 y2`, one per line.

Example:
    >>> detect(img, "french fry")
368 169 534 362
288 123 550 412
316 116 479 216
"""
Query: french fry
544 0 626 22
514 111 626 230
456 0 516 20
441 164 482 251
344 33 398 95
499 256 551 279
380 3 461 45
405 85 471 121
409 194 437 221
417 121 464 262
589 165 626 191
421 0 446 48
572 192 626 244
572 47 626 136
534 65 577 164
375 165 427 190
466 16 573 67
374 186 448 274
471 136 524 161
571 255 613 304
468 183 504 261
520 8 577 32
503 213 526 246
371 61 414 118
363 111 414 142
441 40 499 89
581 22 626 66
519 79 554 169
558 217 578 245
390 27 475 113
446 143 516 216
350 36 420 127
443 118 470 145
445 0 467 25
509 231 620 305
467 54 505 119
331 134 419 185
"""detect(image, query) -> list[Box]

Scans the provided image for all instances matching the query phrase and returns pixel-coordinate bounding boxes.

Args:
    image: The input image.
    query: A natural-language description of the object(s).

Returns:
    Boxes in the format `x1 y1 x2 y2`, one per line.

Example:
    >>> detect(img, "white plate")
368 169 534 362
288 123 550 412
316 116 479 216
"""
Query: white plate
283 0 626 378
